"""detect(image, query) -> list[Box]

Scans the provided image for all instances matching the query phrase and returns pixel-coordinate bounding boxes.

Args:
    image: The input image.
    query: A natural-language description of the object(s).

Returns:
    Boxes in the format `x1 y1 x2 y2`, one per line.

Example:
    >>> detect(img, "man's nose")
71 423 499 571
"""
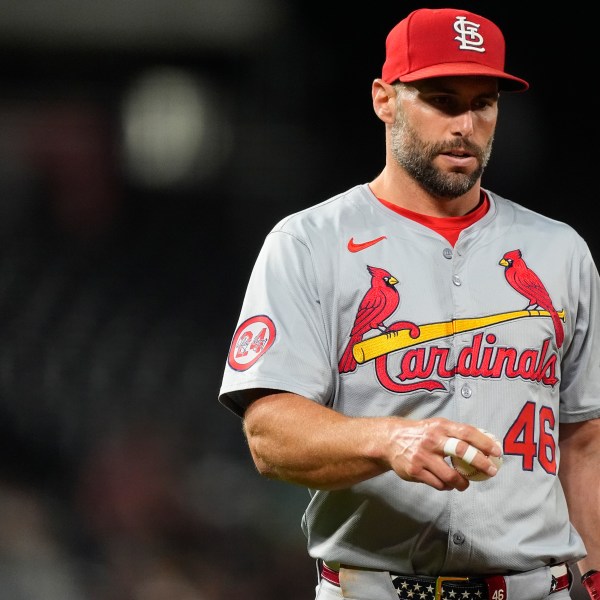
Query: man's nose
450 111 474 136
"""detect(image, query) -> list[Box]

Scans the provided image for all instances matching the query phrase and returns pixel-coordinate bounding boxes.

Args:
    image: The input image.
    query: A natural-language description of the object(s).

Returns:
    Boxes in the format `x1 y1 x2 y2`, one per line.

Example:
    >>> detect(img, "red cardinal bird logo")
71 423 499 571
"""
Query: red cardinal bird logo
499 249 564 348
338 265 400 373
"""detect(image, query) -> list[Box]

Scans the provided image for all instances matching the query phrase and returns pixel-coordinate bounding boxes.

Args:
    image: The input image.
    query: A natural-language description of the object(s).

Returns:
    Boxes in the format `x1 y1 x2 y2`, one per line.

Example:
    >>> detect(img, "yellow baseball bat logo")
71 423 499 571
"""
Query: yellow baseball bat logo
353 309 566 364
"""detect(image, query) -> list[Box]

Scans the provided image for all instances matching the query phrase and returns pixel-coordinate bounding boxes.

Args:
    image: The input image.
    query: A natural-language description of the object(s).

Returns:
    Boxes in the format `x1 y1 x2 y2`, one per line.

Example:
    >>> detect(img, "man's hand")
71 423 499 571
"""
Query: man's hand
384 417 503 491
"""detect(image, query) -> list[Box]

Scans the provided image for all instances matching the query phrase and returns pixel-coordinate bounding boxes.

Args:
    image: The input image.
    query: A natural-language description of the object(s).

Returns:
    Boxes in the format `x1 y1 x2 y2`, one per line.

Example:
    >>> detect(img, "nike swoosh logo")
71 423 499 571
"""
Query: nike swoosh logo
347 235 387 253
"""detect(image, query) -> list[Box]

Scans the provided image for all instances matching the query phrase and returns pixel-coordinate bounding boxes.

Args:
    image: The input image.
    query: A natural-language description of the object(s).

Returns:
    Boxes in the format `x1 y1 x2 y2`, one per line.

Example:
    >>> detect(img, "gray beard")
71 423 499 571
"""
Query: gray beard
390 118 493 199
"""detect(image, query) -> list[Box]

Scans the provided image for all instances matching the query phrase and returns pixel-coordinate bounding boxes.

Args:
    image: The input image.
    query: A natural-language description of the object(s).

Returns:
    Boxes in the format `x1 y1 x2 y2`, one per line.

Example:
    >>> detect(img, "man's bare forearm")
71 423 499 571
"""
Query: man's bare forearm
242 390 501 492
560 420 600 576
243 391 390 489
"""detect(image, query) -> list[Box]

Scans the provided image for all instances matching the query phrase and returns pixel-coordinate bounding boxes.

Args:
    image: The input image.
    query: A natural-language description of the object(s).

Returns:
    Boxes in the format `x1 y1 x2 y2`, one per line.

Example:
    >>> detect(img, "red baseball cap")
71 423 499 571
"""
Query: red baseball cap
382 8 529 92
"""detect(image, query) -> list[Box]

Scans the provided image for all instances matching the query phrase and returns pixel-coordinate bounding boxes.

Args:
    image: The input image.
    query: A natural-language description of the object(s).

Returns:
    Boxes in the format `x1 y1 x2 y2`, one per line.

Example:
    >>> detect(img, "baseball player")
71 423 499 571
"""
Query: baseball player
219 7 600 600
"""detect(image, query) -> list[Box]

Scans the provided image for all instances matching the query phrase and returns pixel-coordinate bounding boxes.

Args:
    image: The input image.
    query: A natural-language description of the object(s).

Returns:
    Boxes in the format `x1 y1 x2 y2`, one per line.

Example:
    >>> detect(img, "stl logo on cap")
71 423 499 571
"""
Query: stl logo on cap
381 8 529 91
453 16 485 53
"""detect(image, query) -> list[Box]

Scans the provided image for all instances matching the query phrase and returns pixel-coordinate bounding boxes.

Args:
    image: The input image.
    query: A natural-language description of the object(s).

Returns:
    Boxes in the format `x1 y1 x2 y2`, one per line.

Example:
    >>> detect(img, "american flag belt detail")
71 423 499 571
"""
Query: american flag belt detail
320 562 570 600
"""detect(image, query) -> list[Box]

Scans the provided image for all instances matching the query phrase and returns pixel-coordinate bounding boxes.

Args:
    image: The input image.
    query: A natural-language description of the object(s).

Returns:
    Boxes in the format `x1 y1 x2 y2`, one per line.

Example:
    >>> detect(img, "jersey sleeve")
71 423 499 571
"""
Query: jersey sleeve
559 240 600 422
218 228 333 417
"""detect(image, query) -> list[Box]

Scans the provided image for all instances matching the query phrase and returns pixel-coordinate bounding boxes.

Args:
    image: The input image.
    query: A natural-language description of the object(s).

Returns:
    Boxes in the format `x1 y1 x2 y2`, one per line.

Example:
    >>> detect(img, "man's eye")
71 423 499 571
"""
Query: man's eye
428 96 458 112
472 100 494 111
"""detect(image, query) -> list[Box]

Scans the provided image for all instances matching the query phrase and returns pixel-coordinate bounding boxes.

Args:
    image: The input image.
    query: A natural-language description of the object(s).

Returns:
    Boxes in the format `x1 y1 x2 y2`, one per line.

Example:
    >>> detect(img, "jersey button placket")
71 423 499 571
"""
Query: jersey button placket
447 257 463 399
448 250 474 565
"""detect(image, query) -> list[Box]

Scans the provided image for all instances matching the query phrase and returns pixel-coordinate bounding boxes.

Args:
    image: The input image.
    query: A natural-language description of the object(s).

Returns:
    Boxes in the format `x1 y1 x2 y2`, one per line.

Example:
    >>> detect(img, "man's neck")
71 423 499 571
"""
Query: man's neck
369 168 482 218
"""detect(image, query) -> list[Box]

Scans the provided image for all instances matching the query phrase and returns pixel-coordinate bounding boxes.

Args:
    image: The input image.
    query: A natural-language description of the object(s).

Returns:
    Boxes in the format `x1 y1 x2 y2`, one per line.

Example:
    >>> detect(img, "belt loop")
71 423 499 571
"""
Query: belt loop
434 576 469 600
320 562 340 587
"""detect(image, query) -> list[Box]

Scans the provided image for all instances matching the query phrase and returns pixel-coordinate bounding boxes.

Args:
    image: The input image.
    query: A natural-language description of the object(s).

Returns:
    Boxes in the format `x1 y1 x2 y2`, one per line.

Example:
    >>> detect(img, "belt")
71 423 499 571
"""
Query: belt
321 562 570 600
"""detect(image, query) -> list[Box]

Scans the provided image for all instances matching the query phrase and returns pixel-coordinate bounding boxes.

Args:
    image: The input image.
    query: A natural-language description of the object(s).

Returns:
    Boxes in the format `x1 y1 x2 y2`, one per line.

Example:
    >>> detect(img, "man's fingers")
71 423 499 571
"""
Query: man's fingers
403 459 470 492
443 437 480 465
443 437 460 457
461 444 478 465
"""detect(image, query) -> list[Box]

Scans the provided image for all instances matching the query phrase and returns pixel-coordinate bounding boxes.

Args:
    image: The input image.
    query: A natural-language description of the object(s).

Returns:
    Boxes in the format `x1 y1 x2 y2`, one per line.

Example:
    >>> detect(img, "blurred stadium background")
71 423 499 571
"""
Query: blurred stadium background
0 1 593 598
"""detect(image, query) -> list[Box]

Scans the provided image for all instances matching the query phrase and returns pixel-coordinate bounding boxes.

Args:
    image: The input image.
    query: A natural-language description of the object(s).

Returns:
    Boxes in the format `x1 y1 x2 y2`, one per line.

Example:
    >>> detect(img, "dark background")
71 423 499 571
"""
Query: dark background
0 2 593 599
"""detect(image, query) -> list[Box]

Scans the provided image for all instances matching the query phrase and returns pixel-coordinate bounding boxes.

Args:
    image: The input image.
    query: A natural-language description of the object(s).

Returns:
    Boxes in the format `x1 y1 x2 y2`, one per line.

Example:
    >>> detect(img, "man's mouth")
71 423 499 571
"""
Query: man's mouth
445 148 472 158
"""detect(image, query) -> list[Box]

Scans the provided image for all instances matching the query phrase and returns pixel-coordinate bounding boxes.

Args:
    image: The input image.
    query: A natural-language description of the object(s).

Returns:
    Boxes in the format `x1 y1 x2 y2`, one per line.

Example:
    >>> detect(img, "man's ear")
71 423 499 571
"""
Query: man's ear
372 78 397 124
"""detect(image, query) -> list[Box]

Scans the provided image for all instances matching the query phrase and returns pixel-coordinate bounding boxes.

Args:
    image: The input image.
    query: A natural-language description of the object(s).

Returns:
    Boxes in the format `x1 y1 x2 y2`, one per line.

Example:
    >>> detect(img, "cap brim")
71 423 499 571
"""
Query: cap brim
398 62 529 92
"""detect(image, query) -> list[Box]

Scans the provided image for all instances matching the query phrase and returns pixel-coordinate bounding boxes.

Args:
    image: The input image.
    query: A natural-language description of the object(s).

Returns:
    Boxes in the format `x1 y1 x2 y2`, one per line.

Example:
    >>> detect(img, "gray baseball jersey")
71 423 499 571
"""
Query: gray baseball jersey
219 183 600 576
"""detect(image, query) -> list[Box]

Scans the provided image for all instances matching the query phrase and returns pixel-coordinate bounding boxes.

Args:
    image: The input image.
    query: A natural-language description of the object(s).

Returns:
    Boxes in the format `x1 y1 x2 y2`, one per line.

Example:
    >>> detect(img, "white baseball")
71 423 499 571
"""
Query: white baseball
451 428 503 481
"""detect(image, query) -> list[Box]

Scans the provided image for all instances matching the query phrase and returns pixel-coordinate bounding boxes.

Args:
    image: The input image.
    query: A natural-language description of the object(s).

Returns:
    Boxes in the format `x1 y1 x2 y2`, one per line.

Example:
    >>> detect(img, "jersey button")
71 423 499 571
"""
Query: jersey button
460 385 472 398
443 248 453 259
452 532 466 545
452 275 462 286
